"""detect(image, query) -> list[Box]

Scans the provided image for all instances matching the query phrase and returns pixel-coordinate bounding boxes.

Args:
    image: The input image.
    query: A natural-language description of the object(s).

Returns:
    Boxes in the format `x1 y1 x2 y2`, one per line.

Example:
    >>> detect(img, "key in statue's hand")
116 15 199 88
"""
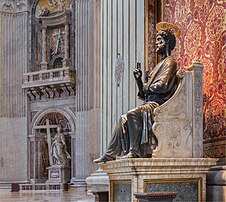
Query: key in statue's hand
134 62 142 80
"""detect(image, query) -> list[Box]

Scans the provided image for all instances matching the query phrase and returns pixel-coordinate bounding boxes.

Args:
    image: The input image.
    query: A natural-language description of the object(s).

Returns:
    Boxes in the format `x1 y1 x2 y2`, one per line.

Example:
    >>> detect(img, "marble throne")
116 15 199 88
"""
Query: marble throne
99 60 218 202
151 59 203 158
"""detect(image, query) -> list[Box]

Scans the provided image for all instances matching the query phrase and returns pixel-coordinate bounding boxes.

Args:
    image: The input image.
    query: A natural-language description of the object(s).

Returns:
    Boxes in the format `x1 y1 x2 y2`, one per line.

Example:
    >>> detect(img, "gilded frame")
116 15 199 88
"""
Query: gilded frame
110 180 132 202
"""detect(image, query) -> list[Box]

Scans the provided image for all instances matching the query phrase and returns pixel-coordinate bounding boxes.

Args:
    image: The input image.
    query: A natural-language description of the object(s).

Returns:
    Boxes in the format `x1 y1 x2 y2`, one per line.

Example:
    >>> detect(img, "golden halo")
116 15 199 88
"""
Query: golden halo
156 22 181 37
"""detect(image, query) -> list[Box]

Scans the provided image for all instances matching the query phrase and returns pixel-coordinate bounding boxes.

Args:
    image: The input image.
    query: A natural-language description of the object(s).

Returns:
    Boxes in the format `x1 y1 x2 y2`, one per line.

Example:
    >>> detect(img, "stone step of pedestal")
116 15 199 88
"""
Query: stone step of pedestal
0 183 11 190
17 183 69 191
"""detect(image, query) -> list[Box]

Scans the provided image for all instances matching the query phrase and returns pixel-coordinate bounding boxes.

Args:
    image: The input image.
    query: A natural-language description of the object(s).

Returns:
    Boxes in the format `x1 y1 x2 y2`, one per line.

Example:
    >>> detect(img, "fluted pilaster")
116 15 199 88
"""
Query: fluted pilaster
0 8 28 182
63 23 70 67
40 26 47 70
0 11 28 118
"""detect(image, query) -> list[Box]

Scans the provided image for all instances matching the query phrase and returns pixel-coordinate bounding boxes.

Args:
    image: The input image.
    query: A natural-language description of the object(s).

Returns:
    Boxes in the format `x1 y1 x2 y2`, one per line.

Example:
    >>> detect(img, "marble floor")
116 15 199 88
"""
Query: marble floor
0 189 95 202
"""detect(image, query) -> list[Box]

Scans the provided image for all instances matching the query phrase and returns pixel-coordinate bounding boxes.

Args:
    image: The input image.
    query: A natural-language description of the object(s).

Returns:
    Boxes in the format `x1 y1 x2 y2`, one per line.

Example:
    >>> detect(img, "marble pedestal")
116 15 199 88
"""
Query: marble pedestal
46 165 70 184
100 158 218 202
206 165 226 202
85 168 109 193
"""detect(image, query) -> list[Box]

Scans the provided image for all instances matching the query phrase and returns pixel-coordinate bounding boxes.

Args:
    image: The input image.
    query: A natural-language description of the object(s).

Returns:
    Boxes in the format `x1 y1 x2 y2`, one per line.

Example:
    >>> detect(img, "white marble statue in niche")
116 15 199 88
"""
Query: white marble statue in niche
51 126 71 165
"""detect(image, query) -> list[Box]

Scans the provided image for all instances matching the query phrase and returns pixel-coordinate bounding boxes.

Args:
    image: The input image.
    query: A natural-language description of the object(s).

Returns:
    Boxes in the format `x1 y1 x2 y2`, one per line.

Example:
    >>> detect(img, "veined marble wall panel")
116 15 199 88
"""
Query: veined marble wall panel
99 0 145 154
0 117 27 181
0 12 28 117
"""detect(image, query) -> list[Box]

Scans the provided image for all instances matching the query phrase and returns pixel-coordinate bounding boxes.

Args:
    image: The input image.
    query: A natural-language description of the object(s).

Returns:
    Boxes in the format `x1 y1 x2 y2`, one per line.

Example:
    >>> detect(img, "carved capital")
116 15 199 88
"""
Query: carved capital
1 0 27 13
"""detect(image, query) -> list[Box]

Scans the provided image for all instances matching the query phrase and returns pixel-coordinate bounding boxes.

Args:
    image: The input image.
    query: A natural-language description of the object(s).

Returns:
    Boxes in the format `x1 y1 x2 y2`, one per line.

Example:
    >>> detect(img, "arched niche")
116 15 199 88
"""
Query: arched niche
29 107 76 183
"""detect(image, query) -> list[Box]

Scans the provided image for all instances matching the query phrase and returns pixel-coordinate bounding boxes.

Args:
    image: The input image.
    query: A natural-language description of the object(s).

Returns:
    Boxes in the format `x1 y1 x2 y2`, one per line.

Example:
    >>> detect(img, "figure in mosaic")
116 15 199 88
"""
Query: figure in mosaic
94 22 181 163
51 126 71 165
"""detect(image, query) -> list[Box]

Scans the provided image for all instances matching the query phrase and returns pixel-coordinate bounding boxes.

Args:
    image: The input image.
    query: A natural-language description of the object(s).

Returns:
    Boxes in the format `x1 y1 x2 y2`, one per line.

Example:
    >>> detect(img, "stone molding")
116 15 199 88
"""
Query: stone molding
100 158 218 175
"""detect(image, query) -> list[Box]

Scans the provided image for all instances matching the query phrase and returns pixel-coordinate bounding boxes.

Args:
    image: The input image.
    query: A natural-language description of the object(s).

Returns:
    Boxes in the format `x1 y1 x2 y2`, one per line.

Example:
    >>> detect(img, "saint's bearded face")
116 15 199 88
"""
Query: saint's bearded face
155 32 167 54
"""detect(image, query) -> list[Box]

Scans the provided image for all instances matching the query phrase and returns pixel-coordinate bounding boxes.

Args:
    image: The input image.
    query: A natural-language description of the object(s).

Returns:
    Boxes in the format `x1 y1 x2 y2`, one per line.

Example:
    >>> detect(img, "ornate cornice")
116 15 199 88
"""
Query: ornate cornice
22 67 76 101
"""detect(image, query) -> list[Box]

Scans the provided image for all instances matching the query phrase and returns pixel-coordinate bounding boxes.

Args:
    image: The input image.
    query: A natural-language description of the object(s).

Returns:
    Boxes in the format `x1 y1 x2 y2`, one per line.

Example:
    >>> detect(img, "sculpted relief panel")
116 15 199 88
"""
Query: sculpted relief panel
152 72 193 158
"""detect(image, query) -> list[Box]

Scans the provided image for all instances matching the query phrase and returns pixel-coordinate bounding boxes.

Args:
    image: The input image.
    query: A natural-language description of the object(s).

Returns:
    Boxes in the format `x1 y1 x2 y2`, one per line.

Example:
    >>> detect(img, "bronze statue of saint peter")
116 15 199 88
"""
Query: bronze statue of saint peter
94 22 181 163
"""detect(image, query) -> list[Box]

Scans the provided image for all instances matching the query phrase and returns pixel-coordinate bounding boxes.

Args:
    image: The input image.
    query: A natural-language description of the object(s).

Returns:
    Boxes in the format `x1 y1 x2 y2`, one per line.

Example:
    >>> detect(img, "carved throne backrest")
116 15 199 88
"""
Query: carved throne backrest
152 60 203 158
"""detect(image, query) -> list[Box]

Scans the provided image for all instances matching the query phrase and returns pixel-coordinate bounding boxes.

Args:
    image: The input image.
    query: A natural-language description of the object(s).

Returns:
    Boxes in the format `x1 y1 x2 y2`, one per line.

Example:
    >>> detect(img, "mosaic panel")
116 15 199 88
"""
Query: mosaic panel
38 0 71 11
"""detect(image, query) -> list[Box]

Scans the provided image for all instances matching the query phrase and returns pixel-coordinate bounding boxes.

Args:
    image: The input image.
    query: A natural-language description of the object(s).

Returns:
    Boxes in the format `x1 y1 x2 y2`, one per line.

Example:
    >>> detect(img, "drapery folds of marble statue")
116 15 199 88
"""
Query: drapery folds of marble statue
94 22 181 163
51 126 71 165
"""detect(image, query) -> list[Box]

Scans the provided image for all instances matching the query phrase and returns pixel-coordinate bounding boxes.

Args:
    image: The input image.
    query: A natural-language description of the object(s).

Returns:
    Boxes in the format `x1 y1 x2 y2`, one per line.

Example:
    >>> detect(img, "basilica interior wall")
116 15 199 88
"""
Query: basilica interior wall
163 0 225 164
0 0 224 185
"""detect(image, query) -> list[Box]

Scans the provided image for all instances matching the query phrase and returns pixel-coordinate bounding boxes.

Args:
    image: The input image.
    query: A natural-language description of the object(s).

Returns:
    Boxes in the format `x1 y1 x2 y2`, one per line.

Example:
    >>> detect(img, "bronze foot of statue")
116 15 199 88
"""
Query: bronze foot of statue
117 151 139 159
93 155 113 163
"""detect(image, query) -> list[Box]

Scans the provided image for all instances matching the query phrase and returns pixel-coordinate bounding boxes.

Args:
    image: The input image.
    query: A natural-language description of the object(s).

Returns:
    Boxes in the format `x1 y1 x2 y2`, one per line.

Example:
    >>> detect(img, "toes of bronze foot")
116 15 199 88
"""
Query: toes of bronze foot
93 155 109 163
117 151 139 159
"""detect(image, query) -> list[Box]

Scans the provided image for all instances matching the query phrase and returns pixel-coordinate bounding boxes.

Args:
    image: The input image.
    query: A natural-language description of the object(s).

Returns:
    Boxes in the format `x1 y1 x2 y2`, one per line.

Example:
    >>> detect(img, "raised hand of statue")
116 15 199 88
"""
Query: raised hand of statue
134 62 142 81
